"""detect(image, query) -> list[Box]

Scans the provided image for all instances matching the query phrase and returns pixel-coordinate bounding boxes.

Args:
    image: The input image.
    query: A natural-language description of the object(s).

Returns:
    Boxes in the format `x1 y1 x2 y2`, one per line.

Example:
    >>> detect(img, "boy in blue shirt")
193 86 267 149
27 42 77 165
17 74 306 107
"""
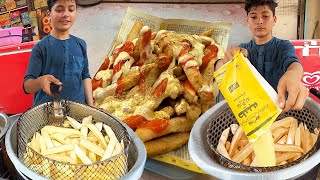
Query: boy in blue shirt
23 0 93 106
216 0 308 112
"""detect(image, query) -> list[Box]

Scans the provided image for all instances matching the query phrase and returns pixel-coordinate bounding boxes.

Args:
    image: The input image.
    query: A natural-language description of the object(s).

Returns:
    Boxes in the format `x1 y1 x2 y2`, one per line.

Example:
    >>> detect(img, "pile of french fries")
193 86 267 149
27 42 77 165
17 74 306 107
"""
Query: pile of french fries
25 115 127 179
216 117 319 167
92 20 224 156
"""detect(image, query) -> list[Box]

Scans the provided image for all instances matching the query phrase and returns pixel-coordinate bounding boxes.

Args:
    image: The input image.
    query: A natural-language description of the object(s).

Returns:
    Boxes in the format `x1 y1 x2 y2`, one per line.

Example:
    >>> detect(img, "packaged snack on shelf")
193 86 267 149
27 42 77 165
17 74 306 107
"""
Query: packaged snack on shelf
0 19 10 28
34 0 47 9
11 22 22 27
0 13 9 21
29 10 37 27
5 0 16 10
15 0 27 7
0 0 6 12
10 11 21 25
21 11 31 26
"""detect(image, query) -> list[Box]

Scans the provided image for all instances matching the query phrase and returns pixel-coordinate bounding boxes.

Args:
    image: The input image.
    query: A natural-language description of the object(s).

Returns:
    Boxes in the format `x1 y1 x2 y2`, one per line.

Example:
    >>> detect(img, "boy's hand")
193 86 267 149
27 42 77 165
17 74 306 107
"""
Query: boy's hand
222 46 248 64
277 70 308 112
38 75 62 96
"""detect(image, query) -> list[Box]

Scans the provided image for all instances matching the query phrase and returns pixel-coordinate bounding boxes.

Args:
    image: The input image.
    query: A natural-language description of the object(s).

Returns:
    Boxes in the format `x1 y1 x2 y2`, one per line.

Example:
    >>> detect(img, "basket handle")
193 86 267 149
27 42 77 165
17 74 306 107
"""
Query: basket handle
310 88 320 100
50 83 64 118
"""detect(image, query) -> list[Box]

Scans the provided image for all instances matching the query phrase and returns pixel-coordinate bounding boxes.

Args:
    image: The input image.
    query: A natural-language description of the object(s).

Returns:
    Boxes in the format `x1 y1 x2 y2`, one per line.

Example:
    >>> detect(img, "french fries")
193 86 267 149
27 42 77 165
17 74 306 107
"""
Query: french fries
93 20 223 156
25 115 127 179
216 117 319 166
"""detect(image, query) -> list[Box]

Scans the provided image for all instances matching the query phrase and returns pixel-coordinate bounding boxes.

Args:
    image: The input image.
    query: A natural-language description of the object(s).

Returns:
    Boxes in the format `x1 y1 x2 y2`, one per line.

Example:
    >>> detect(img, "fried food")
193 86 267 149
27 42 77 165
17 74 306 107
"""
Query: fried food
26 116 127 179
93 22 223 156
216 117 319 166
145 132 190 157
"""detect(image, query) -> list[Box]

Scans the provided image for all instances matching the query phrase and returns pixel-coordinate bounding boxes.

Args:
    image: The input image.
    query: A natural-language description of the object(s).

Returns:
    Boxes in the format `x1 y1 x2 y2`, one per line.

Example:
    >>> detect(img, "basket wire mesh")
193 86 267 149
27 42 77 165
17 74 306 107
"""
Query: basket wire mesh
17 101 132 179
207 107 320 172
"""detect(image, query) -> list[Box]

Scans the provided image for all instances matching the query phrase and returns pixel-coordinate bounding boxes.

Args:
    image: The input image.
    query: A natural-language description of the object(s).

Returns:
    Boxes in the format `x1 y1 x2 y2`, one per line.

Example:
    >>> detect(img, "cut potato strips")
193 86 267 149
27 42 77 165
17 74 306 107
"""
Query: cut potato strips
230 124 239 135
274 144 304 153
66 116 82 130
95 122 103 131
43 126 81 135
46 154 74 164
50 133 69 145
103 124 118 142
217 127 231 159
286 124 297 145
42 145 74 156
294 125 301 147
80 139 105 157
314 128 319 137
80 126 88 139
272 127 289 142
271 117 297 131
89 151 97 162
232 142 253 163
86 124 108 148
219 127 230 145
112 140 124 157
216 117 319 167
277 135 287 145
42 131 54 149
87 136 99 142
82 115 93 124
33 132 41 153
74 144 92 164
217 144 230 160
102 136 118 161
228 126 243 157
39 135 46 153
275 152 301 164
26 115 125 167
225 141 231 151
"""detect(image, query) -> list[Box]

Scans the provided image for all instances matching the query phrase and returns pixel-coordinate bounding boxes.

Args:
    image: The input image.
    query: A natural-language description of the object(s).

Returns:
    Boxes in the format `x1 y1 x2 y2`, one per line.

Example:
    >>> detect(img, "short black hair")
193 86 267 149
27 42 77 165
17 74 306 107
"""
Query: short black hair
47 0 76 11
244 0 278 16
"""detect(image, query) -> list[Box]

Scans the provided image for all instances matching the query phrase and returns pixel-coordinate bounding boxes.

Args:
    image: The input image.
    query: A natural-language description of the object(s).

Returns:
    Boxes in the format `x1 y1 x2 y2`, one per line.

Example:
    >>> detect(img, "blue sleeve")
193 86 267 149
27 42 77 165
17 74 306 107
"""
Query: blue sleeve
23 44 43 94
281 40 300 72
239 43 246 48
79 40 91 79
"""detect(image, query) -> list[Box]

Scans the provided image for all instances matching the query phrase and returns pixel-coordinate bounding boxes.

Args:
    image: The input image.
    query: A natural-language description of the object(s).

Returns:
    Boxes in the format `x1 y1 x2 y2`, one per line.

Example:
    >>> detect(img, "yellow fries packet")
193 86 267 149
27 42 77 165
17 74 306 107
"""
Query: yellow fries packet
214 51 282 142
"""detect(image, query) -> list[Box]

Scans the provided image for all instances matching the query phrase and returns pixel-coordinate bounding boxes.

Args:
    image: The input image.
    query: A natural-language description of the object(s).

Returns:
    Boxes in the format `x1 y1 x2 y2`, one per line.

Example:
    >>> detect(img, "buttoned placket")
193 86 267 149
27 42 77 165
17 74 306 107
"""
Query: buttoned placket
257 45 265 76
64 40 70 72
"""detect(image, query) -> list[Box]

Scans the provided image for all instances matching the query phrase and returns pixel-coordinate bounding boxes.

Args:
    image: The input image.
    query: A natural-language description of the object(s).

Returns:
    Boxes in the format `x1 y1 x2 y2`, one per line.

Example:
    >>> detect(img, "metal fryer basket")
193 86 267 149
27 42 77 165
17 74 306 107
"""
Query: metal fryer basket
207 106 320 172
17 101 131 179
189 97 320 179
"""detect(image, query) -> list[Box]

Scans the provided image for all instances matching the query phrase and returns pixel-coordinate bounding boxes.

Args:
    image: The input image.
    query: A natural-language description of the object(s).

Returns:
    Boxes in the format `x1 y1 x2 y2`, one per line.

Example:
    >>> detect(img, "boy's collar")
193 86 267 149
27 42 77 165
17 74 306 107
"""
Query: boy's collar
254 36 274 45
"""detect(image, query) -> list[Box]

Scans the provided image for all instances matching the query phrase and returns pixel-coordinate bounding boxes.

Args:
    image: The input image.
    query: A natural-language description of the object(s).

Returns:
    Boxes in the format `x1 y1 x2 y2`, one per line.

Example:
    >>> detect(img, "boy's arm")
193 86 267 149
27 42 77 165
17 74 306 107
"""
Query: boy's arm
24 75 62 95
83 78 94 106
277 62 308 112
